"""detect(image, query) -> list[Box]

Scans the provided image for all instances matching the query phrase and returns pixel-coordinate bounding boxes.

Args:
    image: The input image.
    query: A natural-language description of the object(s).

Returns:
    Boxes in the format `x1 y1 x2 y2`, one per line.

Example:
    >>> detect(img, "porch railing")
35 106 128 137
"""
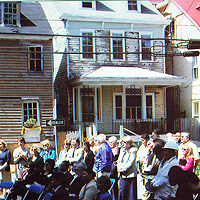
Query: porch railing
112 118 167 134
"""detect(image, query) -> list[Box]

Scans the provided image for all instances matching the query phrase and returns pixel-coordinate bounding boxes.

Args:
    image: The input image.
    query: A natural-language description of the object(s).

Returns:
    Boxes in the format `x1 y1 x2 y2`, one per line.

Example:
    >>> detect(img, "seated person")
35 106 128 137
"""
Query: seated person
21 144 44 179
60 161 73 188
95 175 113 200
69 162 87 198
40 140 57 162
10 159 55 200
56 140 71 166
47 172 69 200
79 169 98 200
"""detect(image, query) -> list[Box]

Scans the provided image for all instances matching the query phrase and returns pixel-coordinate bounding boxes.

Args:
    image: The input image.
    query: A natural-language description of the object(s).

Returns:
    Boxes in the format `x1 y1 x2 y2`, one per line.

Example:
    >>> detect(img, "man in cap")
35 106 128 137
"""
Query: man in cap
178 132 199 170
146 140 179 200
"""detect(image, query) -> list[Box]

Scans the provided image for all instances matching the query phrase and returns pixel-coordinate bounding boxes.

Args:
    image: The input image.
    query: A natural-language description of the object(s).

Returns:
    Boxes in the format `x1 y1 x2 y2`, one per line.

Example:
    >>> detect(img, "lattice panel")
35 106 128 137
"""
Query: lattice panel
126 88 141 94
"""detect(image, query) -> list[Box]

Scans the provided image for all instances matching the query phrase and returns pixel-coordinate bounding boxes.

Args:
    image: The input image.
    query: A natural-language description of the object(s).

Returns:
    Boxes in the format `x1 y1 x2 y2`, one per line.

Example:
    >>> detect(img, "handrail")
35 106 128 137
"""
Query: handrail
123 128 140 137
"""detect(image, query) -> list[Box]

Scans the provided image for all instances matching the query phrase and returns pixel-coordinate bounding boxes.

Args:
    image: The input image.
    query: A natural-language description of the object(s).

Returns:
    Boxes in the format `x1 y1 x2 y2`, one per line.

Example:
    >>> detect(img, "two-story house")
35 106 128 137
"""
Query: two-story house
42 1 185 136
0 2 54 145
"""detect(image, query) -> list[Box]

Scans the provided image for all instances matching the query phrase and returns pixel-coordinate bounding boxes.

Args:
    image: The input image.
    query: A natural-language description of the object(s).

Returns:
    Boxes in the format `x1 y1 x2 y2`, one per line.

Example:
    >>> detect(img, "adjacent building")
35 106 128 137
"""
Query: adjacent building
153 0 200 133
41 1 185 135
0 2 54 144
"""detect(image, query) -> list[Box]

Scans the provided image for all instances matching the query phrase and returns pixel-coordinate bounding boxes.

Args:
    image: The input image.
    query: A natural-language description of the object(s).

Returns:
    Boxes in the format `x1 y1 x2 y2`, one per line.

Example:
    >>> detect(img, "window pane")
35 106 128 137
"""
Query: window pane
29 46 43 72
112 34 123 60
194 102 199 115
137 108 142 119
147 108 152 119
141 35 152 60
146 96 152 106
126 95 141 106
116 96 122 107
116 108 122 119
82 32 93 59
82 1 92 8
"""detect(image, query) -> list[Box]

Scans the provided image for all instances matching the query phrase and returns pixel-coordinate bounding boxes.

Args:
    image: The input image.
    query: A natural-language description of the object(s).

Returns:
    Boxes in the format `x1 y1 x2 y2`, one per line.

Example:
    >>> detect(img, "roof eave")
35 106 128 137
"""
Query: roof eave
72 78 186 86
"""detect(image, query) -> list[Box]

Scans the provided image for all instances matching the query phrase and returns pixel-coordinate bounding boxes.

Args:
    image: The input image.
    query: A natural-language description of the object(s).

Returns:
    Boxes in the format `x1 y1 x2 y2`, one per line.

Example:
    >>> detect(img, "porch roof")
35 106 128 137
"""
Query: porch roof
74 66 186 86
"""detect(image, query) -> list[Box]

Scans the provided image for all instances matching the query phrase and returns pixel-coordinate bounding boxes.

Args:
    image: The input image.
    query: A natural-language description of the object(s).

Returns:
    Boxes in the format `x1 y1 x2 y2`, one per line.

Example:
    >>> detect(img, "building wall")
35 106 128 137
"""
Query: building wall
0 39 54 142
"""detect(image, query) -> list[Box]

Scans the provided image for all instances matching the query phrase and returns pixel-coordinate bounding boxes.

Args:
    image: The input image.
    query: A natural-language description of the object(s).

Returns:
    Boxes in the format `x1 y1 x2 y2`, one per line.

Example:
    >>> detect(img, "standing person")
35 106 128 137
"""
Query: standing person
147 140 179 200
40 139 57 162
88 136 99 155
13 137 30 179
83 141 95 172
178 144 194 171
136 134 149 200
56 139 71 166
66 138 84 166
175 132 181 145
0 139 11 182
93 134 113 178
178 132 199 170
108 136 119 200
117 136 138 200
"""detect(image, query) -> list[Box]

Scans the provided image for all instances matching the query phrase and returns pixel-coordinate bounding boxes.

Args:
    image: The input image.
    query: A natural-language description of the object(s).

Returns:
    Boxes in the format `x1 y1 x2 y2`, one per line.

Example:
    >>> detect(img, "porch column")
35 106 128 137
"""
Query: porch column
141 85 146 119
94 87 98 131
78 87 81 121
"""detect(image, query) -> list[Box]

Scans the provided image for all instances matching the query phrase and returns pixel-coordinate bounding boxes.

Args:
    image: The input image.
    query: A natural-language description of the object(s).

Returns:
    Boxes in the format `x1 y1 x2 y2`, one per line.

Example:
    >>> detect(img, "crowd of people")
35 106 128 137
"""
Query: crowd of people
0 130 199 200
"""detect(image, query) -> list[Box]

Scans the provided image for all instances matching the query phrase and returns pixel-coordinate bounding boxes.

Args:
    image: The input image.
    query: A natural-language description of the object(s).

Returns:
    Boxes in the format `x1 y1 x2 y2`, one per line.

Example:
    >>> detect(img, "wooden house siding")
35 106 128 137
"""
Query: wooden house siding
67 30 164 78
0 39 54 143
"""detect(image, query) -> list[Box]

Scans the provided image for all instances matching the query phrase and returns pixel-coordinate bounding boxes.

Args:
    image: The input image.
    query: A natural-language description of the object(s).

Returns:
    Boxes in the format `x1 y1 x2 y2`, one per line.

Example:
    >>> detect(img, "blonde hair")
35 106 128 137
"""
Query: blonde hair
41 139 51 148
30 144 40 154
0 139 7 147
183 144 192 157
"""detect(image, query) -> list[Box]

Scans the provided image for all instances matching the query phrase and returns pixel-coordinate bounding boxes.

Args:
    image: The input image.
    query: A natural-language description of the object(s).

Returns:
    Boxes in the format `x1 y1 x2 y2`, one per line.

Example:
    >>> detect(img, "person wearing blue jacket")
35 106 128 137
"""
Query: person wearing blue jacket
40 139 57 162
93 134 113 178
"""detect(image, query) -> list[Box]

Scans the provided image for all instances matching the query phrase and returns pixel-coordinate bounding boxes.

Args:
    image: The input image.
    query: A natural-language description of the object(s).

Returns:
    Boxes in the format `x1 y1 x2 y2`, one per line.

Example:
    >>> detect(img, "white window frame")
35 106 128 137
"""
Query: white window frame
113 91 155 120
28 45 43 72
127 0 141 12
73 86 102 123
0 2 21 26
140 32 153 62
113 93 124 120
111 31 125 61
146 93 155 119
80 1 96 9
22 100 40 126
193 57 199 80
80 29 95 60
193 101 199 119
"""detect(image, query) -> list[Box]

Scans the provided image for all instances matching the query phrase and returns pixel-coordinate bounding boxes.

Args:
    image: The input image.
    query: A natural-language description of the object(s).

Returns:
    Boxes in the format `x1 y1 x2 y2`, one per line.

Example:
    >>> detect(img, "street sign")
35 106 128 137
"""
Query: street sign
46 119 65 126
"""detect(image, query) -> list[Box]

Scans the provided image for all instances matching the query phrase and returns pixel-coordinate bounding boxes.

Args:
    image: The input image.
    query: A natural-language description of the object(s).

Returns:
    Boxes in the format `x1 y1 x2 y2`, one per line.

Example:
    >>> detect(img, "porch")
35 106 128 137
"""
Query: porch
112 118 167 134
70 66 185 135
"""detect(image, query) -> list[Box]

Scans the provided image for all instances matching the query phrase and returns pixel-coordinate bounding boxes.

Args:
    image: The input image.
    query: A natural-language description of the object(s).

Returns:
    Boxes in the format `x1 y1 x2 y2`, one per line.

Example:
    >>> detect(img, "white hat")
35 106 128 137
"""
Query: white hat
163 141 178 151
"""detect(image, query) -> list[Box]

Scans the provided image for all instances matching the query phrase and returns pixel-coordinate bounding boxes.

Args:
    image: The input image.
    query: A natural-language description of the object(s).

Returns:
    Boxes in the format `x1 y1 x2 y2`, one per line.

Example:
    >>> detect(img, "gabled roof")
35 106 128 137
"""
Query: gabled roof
48 1 169 25
73 66 186 86
173 0 200 27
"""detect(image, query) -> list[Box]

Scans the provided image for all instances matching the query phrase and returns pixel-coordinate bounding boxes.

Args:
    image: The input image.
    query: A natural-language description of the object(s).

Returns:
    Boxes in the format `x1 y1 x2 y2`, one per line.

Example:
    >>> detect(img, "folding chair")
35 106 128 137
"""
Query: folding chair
43 192 53 200
0 181 14 200
22 184 44 200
